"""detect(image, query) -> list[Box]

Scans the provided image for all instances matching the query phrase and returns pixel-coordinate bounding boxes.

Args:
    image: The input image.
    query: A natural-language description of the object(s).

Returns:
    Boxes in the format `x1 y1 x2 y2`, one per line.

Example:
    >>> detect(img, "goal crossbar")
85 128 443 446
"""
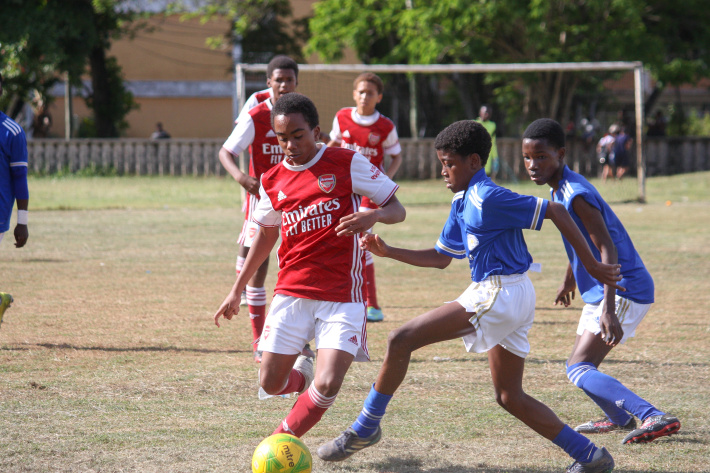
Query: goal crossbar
235 61 646 201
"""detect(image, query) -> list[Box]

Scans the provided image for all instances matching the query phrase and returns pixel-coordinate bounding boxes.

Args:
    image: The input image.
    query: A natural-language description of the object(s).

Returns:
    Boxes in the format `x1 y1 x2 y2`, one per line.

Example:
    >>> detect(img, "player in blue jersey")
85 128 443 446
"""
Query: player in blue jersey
0 73 30 327
522 118 680 445
318 120 623 473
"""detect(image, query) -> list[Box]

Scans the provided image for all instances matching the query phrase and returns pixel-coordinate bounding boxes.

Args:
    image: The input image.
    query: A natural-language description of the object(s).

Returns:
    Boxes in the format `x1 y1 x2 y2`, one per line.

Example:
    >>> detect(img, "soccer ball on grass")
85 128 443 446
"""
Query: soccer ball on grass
252 433 312 473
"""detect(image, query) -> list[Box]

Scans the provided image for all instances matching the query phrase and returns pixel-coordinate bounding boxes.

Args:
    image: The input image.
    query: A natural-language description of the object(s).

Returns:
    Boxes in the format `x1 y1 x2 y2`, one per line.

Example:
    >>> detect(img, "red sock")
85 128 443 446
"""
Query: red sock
272 384 337 437
250 311 265 346
275 368 306 396
247 285 267 345
364 262 379 309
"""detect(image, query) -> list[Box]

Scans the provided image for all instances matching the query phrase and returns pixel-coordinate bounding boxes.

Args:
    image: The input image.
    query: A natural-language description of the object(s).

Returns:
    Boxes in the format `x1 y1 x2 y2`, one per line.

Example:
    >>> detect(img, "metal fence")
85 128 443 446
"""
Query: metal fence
26 137 710 180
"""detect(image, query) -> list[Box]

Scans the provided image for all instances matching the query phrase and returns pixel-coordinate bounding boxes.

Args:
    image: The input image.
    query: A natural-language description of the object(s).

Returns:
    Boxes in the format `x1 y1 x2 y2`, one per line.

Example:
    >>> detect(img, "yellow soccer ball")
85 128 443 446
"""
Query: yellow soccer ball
252 433 312 473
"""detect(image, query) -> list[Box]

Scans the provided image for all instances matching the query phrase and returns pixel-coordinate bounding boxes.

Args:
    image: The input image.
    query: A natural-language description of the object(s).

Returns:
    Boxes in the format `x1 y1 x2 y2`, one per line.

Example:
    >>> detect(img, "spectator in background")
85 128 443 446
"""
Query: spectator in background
476 105 499 180
610 126 633 181
647 110 666 137
151 122 171 140
598 125 616 183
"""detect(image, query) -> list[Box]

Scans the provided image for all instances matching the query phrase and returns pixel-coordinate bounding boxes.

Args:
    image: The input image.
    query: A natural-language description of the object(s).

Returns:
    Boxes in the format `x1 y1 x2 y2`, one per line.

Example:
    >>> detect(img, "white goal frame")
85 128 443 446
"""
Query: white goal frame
236 61 647 201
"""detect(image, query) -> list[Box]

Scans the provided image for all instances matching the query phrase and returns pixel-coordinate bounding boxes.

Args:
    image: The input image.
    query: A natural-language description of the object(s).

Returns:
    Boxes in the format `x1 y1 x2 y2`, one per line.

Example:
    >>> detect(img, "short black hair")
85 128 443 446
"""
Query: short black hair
267 55 299 79
354 72 384 94
523 118 565 149
434 120 491 165
271 93 319 130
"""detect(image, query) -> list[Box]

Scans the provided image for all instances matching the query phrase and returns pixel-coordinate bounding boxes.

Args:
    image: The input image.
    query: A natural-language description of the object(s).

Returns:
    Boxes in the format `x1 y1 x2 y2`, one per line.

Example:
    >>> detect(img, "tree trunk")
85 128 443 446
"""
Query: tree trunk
89 45 118 137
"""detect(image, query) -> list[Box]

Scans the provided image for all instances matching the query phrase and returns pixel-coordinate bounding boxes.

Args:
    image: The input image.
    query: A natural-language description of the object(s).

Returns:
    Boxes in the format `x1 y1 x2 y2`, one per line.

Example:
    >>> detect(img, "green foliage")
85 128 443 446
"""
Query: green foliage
181 0 306 63
306 0 710 129
0 0 142 136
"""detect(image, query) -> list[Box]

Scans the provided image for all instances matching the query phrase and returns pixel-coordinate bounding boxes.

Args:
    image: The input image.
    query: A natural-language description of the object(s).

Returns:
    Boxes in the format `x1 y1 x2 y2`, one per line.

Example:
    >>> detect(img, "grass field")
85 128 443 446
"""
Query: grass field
1 172 708 472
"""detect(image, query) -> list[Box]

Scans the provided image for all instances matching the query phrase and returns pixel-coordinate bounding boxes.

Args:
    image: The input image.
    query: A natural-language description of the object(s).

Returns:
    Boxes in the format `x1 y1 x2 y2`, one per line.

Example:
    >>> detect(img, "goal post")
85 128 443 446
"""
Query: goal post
235 61 646 201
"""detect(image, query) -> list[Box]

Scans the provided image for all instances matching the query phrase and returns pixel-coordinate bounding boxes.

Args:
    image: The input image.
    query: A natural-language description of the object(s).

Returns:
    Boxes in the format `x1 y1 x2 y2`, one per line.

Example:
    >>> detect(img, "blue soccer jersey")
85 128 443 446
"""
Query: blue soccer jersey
552 166 654 304
0 111 28 233
436 168 548 282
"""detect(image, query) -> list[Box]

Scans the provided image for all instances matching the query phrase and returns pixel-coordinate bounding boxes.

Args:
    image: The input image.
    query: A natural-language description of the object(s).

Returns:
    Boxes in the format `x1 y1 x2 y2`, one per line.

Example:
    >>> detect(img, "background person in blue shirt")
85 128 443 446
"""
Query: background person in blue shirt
318 120 624 473
0 72 30 327
522 118 680 445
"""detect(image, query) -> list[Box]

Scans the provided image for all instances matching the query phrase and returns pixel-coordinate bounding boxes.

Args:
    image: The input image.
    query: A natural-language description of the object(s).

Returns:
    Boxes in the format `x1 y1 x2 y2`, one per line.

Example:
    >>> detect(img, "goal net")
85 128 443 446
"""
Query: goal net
236 62 647 203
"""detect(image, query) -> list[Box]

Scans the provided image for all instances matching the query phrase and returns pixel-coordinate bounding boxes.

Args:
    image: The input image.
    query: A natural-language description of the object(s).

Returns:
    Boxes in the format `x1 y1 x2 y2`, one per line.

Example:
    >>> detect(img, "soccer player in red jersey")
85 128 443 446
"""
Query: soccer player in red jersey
219 55 298 362
328 73 402 322
214 93 405 439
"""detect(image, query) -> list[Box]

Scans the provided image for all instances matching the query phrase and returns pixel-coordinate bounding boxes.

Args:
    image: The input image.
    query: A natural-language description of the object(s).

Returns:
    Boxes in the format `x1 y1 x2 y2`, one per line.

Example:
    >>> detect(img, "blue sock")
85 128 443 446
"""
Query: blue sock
567 362 663 423
553 425 598 462
350 384 392 438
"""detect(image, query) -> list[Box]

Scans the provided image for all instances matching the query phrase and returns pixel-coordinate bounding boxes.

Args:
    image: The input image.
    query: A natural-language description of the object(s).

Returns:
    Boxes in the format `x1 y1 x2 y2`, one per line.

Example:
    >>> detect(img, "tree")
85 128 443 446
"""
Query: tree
181 0 307 63
0 0 142 137
306 0 710 134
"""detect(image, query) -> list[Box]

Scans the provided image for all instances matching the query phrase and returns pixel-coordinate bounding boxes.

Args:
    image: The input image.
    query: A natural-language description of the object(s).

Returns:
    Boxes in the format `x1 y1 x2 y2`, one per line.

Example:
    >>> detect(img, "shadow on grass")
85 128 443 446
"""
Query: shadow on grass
368 458 684 473
3 342 244 355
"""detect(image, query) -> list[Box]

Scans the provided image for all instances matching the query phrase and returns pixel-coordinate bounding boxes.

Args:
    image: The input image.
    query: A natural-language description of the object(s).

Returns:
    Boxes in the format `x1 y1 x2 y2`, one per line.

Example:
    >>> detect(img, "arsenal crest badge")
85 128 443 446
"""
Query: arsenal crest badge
318 174 336 193
368 132 381 146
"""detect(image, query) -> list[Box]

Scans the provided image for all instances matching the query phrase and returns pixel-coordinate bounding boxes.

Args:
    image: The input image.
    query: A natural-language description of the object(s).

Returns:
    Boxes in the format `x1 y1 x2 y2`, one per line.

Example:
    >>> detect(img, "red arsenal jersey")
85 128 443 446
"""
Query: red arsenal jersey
330 108 401 169
222 100 283 180
235 88 272 123
253 146 399 303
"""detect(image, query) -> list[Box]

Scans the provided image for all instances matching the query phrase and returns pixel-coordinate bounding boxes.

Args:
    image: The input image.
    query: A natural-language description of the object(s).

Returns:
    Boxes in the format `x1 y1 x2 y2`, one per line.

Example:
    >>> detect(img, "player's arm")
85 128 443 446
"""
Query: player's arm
384 153 402 179
10 133 29 248
545 201 624 291
571 196 623 345
554 263 577 307
360 233 452 269
213 225 279 327
335 194 405 237
218 147 259 195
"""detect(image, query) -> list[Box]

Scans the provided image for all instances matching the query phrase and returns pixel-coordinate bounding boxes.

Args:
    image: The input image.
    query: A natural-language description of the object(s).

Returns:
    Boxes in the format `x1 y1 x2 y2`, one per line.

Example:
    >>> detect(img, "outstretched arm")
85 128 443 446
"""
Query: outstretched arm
335 195 406 237
545 202 624 291
213 225 279 327
360 233 452 269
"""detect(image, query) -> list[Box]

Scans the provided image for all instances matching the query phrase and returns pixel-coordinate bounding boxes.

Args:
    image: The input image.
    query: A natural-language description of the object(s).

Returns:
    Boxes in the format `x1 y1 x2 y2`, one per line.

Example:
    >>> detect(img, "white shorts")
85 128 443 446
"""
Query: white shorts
257 294 370 362
238 192 260 248
456 273 535 359
578 296 652 344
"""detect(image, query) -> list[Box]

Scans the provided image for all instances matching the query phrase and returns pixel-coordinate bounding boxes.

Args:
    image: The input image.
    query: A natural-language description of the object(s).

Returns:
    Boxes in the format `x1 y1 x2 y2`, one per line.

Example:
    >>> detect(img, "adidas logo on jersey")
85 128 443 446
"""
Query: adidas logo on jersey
342 130 351 138
278 190 287 201
266 129 277 137
348 335 358 345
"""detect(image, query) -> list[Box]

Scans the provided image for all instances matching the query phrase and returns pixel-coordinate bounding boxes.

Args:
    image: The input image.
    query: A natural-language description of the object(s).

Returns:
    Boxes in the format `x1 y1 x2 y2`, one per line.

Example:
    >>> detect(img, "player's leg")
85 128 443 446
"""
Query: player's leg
488 345 614 472
257 295 315 401
273 299 364 438
273 348 354 438
247 255 270 361
317 301 475 461
568 301 679 442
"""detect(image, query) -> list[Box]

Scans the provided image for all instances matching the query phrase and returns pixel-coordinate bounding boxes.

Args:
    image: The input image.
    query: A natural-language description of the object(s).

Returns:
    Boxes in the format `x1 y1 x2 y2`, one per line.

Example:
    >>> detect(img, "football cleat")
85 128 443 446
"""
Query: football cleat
366 306 384 322
0 293 13 328
575 417 636 434
317 426 382 462
293 354 314 395
622 414 680 444
566 446 614 473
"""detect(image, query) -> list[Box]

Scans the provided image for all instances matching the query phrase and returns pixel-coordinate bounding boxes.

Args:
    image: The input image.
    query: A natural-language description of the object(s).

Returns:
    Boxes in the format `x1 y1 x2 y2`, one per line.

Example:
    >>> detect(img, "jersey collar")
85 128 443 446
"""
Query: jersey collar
350 108 381 126
282 143 327 171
